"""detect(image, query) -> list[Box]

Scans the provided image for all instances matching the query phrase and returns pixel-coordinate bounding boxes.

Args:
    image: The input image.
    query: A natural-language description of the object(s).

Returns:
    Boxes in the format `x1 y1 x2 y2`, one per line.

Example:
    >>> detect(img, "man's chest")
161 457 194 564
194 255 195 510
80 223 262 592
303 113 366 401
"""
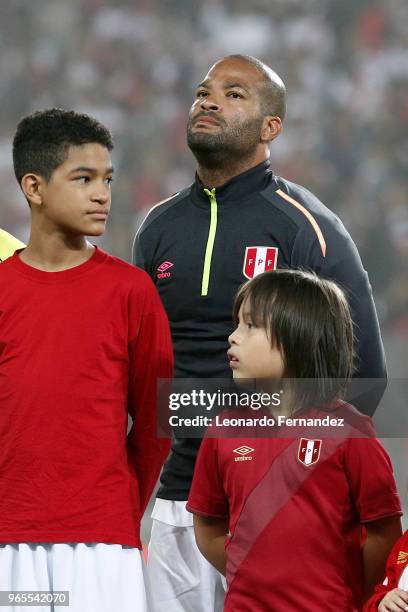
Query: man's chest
150 208 294 316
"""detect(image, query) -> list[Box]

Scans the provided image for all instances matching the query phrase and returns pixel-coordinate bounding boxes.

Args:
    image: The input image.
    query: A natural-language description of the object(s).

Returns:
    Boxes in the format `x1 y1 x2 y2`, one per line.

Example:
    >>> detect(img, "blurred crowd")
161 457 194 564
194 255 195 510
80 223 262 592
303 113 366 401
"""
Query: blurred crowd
0 0 407 333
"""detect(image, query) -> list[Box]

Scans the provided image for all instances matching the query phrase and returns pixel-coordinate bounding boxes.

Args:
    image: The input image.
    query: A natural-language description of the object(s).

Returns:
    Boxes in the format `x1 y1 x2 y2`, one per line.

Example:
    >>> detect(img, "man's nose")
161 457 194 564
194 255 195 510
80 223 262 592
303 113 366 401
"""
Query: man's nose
200 95 220 112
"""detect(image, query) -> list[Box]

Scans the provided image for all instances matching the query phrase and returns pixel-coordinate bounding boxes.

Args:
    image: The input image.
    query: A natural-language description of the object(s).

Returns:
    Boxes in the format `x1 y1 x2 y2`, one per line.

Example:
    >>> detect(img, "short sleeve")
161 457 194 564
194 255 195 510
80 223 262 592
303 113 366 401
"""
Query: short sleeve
187 437 229 519
344 438 402 523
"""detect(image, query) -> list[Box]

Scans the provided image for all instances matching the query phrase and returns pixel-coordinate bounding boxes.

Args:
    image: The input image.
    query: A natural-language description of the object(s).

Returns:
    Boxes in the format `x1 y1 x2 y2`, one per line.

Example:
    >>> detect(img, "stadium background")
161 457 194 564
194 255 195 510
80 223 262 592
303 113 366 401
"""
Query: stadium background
0 0 406 533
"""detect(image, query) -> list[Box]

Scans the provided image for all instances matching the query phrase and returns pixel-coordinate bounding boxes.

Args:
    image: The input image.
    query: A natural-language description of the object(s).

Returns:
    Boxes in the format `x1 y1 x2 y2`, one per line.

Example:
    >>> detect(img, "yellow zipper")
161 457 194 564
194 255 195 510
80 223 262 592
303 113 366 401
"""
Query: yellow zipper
201 188 218 296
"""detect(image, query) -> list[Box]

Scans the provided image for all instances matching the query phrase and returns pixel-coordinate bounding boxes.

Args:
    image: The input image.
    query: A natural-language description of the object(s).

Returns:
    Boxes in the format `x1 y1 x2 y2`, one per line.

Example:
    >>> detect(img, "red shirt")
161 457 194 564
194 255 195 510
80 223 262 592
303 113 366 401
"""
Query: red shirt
0 248 172 548
187 406 401 611
364 531 408 611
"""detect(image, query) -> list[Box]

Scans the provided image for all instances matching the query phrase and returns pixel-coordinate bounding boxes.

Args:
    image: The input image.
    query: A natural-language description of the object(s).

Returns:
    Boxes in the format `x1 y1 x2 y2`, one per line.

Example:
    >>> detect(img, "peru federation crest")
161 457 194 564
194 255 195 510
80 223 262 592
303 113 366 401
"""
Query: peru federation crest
298 438 322 467
243 246 278 279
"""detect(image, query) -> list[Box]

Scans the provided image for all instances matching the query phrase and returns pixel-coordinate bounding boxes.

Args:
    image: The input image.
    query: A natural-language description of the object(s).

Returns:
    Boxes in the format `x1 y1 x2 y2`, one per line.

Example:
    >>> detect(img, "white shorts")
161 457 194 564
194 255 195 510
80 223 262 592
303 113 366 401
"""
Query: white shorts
0 542 148 612
147 499 225 612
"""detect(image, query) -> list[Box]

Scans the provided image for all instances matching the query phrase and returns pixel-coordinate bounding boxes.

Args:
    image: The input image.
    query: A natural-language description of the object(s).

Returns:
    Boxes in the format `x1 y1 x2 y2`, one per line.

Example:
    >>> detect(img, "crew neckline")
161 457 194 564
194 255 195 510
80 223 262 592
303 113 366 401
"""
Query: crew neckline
8 246 108 284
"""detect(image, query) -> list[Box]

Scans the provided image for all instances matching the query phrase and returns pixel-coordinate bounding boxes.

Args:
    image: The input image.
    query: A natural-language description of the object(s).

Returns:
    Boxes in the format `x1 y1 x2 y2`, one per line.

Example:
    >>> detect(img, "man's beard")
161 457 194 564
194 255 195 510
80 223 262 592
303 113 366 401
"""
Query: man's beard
187 114 264 169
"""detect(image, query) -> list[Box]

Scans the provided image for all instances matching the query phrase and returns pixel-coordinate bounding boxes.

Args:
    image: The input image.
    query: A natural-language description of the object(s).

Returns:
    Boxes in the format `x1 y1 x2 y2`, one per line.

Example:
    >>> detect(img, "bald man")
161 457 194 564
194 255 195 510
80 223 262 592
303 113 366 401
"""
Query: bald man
133 55 386 611
0 228 25 262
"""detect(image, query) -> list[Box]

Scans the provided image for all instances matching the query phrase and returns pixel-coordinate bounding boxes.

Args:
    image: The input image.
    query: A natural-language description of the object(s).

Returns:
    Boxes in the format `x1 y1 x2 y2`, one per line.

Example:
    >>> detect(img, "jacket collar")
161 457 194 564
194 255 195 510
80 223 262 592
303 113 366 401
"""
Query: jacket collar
191 160 273 207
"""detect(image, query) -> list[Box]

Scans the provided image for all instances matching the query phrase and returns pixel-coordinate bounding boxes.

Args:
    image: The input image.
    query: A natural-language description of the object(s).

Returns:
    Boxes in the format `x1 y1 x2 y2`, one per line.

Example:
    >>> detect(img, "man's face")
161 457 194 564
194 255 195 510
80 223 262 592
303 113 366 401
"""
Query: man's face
187 58 265 162
39 143 113 236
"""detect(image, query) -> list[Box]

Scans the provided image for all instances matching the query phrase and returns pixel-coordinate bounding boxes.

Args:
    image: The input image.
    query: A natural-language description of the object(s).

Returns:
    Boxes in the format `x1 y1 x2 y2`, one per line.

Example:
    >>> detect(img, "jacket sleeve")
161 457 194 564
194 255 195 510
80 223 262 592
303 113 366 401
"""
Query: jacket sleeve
127 273 173 515
292 220 387 416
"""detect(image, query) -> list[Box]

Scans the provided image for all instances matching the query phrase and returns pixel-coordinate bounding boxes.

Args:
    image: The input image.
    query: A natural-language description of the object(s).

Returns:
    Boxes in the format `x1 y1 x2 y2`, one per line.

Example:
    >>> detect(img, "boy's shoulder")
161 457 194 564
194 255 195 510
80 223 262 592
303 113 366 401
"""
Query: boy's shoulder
101 249 153 285
100 249 161 307
0 252 20 278
326 399 374 436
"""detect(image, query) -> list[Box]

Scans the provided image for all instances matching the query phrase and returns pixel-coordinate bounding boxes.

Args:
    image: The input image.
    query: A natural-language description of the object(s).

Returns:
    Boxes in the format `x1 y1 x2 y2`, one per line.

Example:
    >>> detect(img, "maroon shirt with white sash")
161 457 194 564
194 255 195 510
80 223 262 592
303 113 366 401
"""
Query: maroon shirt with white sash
187 404 401 611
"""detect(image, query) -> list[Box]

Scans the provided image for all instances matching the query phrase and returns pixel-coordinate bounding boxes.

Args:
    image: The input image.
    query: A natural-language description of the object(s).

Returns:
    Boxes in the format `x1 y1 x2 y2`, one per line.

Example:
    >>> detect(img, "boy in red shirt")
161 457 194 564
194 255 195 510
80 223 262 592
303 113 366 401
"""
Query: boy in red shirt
187 269 401 611
0 109 172 611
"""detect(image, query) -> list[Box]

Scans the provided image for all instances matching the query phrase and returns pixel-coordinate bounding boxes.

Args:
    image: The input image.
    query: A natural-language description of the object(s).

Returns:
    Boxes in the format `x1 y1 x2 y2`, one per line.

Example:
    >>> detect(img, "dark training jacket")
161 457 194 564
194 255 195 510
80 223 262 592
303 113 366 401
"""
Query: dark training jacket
133 160 386 501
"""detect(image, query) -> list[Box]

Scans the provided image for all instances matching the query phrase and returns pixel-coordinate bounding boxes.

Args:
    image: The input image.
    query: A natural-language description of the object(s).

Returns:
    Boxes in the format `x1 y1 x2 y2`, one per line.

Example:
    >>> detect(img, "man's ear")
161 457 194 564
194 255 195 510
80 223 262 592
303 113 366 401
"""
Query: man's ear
260 116 283 144
20 174 46 208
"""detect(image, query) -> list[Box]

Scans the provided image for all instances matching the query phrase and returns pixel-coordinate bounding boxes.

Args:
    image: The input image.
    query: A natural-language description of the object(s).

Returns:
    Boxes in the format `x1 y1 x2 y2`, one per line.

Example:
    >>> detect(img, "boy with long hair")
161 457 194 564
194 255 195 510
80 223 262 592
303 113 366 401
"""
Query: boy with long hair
188 270 401 611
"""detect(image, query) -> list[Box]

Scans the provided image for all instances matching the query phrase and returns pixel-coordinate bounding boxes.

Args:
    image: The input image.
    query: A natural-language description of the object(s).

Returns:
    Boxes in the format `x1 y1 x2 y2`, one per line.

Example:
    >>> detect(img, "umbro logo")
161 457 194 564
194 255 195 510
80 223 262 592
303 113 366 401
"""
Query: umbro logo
397 551 408 565
233 446 254 462
157 261 174 279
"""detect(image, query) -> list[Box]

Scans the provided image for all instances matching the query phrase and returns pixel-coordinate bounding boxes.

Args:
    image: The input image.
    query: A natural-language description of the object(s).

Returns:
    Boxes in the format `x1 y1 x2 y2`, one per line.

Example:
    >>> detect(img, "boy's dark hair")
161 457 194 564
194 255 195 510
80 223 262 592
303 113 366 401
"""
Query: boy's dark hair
232 269 354 411
13 108 114 185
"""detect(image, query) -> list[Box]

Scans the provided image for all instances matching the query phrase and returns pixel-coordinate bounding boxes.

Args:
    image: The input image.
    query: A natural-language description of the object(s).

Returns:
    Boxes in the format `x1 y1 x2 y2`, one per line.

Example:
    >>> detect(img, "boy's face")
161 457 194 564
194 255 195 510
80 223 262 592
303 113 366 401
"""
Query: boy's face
228 301 285 381
38 143 113 237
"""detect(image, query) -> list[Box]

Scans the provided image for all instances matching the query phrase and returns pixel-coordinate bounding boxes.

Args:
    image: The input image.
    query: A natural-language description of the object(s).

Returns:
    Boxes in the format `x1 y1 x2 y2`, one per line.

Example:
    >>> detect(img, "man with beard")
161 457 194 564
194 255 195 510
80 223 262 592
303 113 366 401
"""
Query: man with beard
133 55 386 612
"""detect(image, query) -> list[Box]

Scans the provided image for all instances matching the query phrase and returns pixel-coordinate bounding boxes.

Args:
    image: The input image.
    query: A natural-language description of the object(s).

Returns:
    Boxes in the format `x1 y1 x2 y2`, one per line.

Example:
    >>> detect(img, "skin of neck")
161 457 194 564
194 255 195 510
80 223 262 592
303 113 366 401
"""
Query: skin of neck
269 394 293 419
196 144 270 189
19 216 95 272
257 379 294 419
